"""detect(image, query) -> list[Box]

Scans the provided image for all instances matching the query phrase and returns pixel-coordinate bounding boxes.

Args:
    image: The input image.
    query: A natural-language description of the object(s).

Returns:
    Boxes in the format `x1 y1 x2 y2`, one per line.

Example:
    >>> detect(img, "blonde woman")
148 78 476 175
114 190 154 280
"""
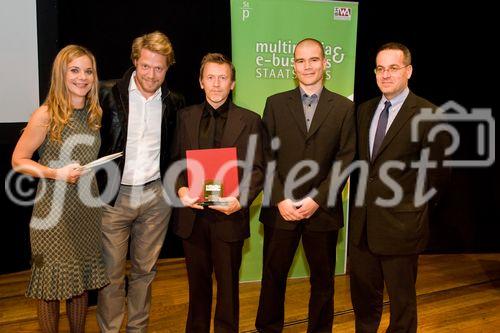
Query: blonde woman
11 45 109 333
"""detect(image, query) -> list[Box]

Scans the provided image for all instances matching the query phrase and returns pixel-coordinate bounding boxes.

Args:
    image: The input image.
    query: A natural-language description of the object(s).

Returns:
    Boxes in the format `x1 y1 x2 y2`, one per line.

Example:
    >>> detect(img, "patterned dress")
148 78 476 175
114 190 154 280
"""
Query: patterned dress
26 107 109 300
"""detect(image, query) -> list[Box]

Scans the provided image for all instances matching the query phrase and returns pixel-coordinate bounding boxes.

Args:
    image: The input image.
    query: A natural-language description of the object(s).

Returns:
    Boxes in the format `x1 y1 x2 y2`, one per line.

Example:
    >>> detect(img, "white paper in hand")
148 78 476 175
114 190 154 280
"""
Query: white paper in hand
82 152 123 169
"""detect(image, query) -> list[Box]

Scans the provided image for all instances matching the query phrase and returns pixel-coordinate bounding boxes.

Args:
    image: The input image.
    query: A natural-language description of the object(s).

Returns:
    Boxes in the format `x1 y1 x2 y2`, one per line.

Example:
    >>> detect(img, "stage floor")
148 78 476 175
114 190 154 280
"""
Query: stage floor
1 253 499 332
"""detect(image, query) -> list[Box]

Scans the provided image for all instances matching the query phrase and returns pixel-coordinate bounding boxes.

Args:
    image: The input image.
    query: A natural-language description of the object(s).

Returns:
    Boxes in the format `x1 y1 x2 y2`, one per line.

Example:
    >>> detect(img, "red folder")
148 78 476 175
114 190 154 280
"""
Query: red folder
186 147 239 200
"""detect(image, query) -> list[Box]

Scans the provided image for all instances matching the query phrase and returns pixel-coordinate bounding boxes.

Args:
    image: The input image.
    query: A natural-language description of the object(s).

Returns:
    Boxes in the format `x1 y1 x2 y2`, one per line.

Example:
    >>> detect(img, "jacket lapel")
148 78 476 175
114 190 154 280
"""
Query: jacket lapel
360 98 380 161
372 92 418 163
306 89 334 140
115 70 132 134
221 101 245 147
287 88 308 138
187 103 203 149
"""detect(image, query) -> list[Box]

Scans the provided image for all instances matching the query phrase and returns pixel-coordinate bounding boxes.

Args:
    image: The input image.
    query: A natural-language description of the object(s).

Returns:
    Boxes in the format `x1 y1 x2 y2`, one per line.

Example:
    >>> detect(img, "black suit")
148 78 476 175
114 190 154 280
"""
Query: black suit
256 87 356 332
173 101 265 333
349 91 449 333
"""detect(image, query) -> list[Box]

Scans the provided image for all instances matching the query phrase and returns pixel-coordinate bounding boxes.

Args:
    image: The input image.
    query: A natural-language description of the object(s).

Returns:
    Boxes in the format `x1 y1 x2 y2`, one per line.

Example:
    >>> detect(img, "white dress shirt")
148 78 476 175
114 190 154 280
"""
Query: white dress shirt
121 72 163 185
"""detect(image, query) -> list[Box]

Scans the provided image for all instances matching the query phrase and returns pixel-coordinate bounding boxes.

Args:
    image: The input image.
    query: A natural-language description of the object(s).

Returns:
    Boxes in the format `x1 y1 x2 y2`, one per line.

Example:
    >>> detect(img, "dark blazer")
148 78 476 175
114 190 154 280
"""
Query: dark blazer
97 68 185 203
172 101 265 242
350 91 449 255
259 87 356 231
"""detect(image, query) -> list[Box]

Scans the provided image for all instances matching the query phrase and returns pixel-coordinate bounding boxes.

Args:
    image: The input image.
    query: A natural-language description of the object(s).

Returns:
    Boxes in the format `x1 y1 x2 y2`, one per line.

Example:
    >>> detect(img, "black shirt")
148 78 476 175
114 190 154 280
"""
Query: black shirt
198 99 230 149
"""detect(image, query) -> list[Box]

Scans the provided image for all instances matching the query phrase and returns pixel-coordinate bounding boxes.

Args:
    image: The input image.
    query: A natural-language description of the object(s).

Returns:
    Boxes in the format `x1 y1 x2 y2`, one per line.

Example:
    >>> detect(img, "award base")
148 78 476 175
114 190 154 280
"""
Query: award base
198 201 229 207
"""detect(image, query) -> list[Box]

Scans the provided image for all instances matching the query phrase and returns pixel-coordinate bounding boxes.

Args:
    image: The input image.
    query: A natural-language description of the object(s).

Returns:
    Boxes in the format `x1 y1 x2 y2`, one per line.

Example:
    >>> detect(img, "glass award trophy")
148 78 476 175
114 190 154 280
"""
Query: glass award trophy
200 180 227 206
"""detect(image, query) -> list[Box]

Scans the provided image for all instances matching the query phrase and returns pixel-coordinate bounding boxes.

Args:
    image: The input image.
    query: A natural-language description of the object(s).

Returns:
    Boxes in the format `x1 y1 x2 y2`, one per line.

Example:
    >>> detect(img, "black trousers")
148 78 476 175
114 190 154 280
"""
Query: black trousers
256 224 338 333
183 214 243 333
349 237 419 333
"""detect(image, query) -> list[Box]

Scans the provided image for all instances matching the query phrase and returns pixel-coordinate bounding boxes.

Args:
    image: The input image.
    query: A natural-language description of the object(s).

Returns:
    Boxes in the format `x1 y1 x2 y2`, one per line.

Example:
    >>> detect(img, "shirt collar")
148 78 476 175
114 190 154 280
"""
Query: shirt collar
382 87 410 107
300 86 323 101
203 98 230 118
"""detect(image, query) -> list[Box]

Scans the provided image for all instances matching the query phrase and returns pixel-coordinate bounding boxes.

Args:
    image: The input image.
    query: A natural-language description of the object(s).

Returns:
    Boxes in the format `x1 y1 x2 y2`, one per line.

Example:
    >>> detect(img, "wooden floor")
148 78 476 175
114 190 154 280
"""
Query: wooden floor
0 253 499 332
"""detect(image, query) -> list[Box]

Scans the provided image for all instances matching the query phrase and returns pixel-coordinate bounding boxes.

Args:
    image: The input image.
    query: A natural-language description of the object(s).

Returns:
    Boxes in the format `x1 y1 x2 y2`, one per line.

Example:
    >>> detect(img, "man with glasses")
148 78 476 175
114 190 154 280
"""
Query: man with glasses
349 42 449 332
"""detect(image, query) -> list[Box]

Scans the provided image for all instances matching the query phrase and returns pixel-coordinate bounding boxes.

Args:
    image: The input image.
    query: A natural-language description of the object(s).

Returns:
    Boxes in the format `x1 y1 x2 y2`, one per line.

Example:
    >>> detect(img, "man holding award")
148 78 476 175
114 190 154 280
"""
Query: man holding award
174 53 265 333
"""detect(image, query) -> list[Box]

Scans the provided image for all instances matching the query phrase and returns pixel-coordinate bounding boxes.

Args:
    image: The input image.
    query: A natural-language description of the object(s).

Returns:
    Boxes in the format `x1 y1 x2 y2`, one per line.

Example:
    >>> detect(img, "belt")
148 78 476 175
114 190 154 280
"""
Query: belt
121 178 160 187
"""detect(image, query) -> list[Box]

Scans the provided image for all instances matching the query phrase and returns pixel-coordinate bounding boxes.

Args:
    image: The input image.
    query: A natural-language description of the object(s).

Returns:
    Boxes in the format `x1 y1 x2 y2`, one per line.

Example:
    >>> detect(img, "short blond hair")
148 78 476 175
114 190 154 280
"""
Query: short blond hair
130 31 175 67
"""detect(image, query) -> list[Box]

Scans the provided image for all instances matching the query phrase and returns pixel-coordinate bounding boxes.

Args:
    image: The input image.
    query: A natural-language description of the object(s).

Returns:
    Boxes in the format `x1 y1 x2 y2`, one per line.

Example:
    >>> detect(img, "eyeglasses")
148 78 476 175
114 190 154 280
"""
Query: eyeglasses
374 64 410 75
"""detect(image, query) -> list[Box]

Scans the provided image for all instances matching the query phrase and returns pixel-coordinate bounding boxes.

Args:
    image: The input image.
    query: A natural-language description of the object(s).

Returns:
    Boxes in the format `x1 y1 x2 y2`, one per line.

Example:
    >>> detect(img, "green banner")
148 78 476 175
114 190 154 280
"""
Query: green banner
230 0 358 281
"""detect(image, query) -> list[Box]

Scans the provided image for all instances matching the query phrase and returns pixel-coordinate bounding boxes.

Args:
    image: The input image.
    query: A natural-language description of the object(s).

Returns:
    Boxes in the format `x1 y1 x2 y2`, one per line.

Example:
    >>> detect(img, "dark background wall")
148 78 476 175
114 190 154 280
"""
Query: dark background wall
1 0 497 274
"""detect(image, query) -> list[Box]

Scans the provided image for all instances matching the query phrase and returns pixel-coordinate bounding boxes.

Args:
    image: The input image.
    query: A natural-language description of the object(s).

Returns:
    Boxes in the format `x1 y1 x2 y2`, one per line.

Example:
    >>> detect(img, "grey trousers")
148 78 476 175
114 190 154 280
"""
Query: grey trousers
97 180 171 333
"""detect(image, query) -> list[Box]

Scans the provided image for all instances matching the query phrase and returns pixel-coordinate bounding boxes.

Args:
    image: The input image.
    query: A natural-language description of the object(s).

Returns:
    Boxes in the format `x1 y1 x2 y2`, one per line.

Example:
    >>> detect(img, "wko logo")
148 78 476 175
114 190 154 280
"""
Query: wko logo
334 7 352 21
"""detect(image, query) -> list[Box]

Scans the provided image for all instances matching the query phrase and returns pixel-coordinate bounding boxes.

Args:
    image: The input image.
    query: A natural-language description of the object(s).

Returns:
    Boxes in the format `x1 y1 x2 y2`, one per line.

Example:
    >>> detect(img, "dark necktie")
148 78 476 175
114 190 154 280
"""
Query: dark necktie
199 110 216 149
372 100 391 160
